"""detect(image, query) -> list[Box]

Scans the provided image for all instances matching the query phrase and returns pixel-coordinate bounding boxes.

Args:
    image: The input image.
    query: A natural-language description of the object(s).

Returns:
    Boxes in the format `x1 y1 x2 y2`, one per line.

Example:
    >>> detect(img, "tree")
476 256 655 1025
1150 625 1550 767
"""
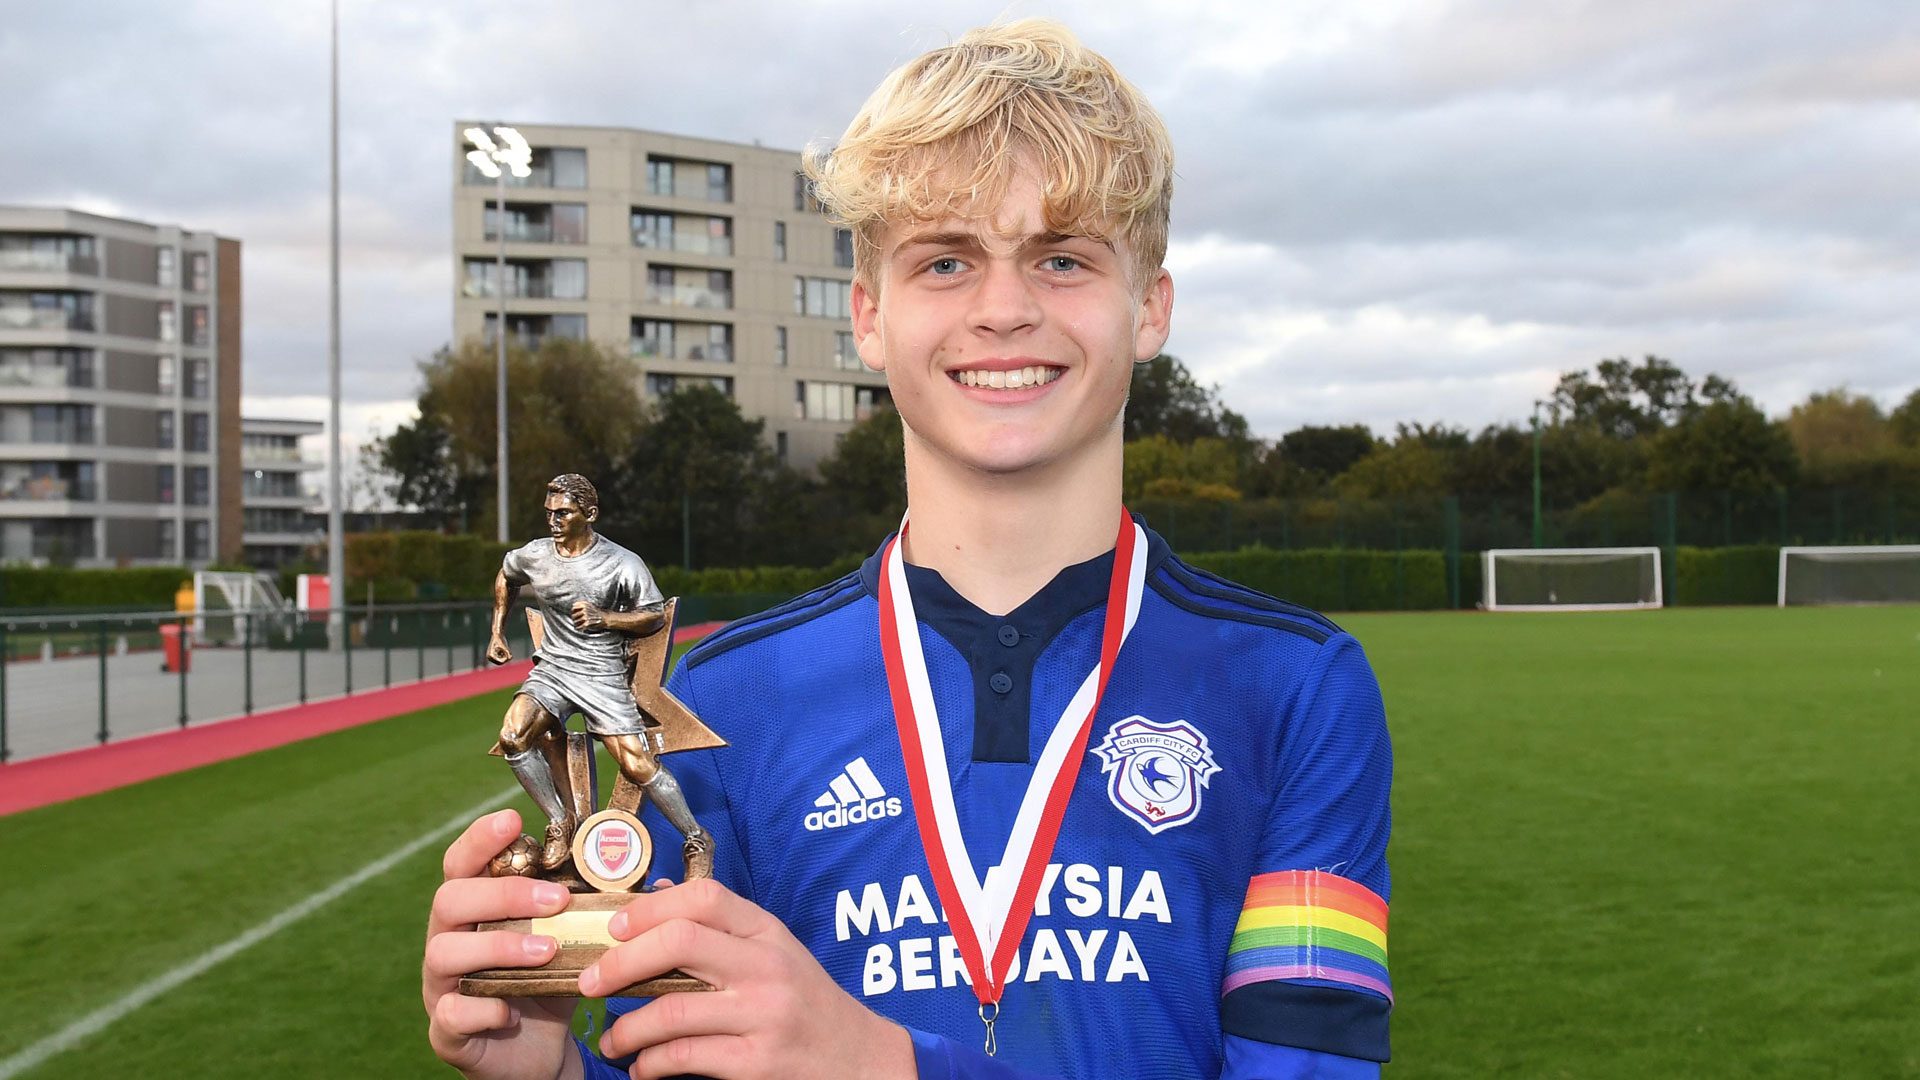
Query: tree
1336 438 1457 499
815 406 905 520
1125 354 1249 443
1276 425 1376 481
1123 436 1241 501
368 337 647 537
1644 396 1798 494
1891 389 1920 448
1550 355 1702 439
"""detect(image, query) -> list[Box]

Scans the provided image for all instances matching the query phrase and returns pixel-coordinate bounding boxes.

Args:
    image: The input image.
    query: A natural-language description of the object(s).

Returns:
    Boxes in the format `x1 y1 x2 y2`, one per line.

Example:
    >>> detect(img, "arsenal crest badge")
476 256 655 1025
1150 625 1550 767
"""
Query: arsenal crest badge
572 809 652 892
1091 715 1221 834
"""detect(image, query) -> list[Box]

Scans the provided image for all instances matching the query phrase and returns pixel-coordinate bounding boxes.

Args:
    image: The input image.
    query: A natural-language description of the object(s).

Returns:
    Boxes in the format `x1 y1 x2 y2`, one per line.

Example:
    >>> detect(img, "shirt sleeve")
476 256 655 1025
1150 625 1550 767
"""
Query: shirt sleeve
1218 631 1394 1062
500 543 531 586
905 1030 1378 1080
628 554 664 610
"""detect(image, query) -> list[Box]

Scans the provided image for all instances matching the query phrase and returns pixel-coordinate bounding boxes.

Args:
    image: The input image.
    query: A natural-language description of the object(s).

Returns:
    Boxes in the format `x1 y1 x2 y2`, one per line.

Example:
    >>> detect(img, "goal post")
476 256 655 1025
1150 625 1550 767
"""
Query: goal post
1777 545 1920 607
1482 547 1664 612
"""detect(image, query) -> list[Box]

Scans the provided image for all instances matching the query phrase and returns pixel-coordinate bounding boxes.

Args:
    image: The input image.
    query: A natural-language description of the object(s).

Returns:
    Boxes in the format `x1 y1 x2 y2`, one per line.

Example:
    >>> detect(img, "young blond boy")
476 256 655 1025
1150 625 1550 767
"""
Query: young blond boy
425 20 1391 1080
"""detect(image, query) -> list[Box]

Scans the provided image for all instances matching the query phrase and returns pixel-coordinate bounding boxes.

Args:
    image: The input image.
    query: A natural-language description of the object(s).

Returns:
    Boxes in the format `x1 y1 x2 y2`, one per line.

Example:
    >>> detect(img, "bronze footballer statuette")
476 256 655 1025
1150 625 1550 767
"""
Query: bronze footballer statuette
460 473 724 999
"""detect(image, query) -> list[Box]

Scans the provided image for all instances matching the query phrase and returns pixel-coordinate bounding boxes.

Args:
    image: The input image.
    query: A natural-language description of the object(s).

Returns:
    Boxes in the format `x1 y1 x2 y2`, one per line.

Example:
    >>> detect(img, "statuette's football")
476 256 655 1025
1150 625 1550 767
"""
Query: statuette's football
487 834 542 878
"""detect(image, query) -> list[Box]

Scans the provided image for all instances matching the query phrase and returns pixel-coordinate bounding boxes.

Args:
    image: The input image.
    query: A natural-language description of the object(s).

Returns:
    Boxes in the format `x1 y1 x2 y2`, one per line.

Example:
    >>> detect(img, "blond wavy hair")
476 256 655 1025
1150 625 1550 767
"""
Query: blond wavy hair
805 19 1174 292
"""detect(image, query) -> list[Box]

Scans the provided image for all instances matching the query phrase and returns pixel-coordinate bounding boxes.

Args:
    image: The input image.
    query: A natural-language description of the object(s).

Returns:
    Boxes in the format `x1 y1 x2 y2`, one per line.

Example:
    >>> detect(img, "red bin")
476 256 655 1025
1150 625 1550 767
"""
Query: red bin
159 623 191 674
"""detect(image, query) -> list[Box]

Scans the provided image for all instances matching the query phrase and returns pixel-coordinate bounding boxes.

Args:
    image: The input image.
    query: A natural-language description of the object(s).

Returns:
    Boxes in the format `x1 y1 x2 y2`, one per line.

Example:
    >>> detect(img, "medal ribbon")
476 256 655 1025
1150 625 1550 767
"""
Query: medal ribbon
878 509 1146 1015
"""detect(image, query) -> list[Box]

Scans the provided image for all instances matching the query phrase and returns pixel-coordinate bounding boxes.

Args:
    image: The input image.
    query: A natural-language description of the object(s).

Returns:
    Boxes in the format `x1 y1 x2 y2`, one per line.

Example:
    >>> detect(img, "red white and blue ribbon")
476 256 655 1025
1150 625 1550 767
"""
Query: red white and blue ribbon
877 509 1146 1016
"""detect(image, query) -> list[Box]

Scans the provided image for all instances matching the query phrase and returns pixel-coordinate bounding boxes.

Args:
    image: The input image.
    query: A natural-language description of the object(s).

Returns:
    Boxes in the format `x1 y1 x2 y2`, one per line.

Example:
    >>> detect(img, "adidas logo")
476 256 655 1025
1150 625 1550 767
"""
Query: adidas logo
804 757 904 832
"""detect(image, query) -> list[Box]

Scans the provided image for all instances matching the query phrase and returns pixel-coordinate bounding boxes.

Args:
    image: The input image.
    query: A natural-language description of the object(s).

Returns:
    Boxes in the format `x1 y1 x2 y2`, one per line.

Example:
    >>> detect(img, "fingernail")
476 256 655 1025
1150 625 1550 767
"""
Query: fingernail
608 910 627 938
506 1005 520 1025
580 963 600 995
492 809 514 831
533 882 568 906
524 935 554 960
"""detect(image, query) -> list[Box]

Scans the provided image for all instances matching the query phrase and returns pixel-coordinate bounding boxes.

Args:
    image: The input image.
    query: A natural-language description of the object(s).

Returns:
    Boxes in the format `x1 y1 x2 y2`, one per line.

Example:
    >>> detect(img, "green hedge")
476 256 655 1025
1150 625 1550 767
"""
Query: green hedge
1674 545 1779 606
1186 547 1452 612
0 566 188 610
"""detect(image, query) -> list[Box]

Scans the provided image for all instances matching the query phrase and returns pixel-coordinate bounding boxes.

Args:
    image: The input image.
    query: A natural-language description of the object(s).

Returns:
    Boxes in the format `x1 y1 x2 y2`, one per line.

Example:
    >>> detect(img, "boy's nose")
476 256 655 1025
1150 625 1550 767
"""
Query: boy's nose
969 261 1042 336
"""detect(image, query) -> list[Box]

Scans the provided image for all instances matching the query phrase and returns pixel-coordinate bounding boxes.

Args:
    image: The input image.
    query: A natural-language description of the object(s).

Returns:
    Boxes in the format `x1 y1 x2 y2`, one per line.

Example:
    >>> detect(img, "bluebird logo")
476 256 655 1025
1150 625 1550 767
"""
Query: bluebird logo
805 757 904 832
1091 716 1220 834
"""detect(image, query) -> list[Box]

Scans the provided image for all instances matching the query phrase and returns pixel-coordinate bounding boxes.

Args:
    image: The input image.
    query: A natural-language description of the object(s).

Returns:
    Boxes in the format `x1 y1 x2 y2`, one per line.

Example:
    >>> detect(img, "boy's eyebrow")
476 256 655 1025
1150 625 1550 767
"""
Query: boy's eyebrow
893 229 1113 252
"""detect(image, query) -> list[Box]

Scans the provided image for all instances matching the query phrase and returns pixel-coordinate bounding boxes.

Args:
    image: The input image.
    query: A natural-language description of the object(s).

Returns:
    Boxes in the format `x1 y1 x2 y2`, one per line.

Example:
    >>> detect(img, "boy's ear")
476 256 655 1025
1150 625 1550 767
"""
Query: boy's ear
1133 268 1174 362
851 277 886 372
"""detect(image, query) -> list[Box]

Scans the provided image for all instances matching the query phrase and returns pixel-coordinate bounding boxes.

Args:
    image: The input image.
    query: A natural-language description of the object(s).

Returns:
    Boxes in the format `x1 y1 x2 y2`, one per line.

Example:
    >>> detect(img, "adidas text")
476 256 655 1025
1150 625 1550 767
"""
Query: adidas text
806 796 903 831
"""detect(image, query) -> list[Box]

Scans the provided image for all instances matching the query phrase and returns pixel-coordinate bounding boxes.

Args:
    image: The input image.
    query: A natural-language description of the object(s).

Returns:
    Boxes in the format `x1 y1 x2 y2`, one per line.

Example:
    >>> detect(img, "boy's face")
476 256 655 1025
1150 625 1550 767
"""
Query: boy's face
850 166 1173 479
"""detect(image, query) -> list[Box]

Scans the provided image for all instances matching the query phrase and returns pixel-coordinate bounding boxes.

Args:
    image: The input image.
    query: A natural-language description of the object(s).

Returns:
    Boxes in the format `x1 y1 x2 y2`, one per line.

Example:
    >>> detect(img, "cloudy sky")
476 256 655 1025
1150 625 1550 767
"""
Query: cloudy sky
3 0 1916 482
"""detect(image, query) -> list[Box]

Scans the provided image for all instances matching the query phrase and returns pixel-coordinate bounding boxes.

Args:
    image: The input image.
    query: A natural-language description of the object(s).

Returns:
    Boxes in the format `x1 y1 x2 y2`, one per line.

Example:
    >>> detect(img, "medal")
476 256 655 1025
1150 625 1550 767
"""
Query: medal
878 509 1145 1054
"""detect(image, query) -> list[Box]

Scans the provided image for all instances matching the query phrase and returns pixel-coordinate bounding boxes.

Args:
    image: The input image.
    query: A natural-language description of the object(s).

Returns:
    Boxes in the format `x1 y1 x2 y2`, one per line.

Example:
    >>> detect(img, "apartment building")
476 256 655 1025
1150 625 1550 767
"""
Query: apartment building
0 207 241 565
451 123 890 470
240 415 323 567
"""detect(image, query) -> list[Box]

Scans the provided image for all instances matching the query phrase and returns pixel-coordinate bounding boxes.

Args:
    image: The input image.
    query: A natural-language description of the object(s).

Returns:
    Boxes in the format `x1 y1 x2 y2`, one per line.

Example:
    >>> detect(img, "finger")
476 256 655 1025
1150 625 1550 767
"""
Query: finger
599 990 749 1060
579 917 764 996
607 878 775 943
433 991 520 1039
626 1034 751 1080
424 929 557 982
441 809 523 881
430 876 572 935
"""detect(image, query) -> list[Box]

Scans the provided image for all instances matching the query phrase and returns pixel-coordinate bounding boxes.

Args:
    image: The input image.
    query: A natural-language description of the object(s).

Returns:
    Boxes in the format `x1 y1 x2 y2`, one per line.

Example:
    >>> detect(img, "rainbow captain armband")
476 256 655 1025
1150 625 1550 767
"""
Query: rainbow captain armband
1224 870 1391 1002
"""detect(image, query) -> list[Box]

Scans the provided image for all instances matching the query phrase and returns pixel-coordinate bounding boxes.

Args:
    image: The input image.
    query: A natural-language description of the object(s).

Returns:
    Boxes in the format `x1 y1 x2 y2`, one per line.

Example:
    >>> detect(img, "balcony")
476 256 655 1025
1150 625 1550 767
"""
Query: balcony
0 250 98 275
240 444 313 464
463 259 586 300
0 475 95 502
0 306 93 332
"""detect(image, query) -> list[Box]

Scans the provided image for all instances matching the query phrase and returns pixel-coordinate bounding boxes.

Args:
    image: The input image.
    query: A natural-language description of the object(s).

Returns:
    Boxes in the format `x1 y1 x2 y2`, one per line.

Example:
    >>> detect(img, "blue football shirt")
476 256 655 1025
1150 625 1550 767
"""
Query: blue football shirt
580 521 1393 1079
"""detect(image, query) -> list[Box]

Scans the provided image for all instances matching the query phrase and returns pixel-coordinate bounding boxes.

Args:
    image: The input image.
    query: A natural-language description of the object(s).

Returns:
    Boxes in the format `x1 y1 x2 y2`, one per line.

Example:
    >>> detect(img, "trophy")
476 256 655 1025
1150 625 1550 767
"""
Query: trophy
459 474 724 999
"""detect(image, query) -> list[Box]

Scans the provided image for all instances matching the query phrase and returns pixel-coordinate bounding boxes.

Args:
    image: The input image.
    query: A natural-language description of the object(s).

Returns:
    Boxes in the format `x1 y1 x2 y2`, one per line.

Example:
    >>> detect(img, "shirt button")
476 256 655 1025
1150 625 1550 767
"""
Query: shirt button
997 624 1020 647
989 671 1013 694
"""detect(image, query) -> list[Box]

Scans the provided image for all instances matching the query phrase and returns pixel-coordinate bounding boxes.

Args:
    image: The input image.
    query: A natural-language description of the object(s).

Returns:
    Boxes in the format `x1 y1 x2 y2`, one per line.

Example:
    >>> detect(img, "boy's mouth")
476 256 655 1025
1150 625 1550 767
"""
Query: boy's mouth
948 365 1064 390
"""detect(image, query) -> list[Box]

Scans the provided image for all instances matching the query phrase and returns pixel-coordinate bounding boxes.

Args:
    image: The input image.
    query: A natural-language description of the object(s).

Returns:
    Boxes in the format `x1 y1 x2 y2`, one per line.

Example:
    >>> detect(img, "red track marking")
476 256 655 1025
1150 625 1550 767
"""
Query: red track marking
0 621 728 817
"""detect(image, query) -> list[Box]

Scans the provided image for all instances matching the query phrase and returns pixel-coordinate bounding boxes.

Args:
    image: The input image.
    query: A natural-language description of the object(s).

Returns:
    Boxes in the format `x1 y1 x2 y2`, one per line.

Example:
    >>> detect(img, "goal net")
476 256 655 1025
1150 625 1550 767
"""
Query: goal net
1483 547 1664 612
193 571 292 644
1777 545 1920 606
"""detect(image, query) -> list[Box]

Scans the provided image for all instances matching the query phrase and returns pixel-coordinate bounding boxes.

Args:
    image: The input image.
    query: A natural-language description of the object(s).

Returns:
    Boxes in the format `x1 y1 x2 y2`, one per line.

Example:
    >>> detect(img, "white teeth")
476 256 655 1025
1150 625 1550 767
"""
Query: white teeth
951 367 1061 388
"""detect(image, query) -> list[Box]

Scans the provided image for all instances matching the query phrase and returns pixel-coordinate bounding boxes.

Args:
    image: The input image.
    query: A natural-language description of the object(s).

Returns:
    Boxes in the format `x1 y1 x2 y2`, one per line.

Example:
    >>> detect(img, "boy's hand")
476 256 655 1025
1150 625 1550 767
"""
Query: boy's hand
424 809 580 1080
582 878 916 1080
570 602 607 632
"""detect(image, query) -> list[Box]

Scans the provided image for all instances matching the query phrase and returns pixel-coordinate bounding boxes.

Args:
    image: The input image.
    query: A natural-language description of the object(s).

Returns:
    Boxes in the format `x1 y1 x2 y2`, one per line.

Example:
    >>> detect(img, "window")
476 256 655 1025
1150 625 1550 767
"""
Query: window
645 373 732 397
157 465 175 504
706 163 732 202
186 466 210 505
158 356 177 396
188 252 209 293
702 216 732 256
22 404 93 444
632 211 674 250
157 519 175 560
647 159 675 197
796 380 880 422
774 221 787 261
463 258 586 299
157 301 176 342
187 519 210 560
0 348 93 388
1 291 94 331
549 148 587 188
645 373 678 397
0 233 95 273
795 276 853 319
775 431 788 463
632 318 674 359
484 202 587 243
794 172 809 211
156 412 174 448
549 260 587 300
156 248 176 287
187 306 209 346
185 359 209 399
647 266 732 308
833 228 855 269
0 461 95 501
835 331 861 370
186 412 209 452
551 203 587 243
774 326 787 366
549 314 586 340
243 469 302 498
686 323 732 363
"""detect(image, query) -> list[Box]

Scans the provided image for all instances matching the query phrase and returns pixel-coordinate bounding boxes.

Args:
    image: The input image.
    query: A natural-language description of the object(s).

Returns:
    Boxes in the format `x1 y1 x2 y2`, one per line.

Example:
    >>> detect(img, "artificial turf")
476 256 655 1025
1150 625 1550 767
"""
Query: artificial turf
1 611 1914 1077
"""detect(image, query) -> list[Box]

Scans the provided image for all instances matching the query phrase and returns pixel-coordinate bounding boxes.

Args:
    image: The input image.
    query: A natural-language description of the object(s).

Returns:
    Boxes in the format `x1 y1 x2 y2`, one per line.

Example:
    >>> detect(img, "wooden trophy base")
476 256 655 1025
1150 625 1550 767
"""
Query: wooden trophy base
461 892 712 998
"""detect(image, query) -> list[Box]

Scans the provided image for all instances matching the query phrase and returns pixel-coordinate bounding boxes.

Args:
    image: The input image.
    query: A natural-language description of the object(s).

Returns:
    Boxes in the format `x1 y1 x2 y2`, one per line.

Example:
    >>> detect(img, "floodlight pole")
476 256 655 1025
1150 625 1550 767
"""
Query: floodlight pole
1531 400 1544 549
326 0 345 652
495 159 509 543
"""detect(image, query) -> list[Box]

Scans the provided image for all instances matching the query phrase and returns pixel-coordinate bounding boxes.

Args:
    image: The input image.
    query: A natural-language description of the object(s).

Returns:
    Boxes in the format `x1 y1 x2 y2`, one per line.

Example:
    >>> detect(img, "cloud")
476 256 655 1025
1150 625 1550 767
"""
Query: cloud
3 0 1915 453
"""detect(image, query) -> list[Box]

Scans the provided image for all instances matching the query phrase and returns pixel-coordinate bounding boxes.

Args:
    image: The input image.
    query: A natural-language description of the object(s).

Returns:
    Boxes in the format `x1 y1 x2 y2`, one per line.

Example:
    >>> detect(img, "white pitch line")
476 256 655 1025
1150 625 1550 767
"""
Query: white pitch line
0 784 523 1080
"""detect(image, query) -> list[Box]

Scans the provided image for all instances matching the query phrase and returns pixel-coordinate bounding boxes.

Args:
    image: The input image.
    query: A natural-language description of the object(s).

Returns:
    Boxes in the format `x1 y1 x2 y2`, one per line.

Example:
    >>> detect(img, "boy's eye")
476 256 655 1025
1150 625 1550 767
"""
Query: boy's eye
1045 255 1081 272
929 257 966 275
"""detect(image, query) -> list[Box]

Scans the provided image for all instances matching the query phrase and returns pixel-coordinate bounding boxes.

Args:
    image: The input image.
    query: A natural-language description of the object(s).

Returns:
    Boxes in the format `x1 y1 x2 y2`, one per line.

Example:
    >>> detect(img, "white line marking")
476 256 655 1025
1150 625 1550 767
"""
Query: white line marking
0 784 522 1080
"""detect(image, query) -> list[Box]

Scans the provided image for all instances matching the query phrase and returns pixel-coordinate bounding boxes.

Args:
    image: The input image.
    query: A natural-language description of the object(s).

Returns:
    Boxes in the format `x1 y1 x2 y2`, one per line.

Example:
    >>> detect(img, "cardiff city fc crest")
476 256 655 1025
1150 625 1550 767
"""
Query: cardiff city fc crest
1091 715 1221 834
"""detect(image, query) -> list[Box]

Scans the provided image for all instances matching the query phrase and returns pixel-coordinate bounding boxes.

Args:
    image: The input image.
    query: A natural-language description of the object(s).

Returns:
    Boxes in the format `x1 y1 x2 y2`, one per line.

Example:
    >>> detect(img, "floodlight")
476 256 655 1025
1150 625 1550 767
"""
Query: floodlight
466 149 501 178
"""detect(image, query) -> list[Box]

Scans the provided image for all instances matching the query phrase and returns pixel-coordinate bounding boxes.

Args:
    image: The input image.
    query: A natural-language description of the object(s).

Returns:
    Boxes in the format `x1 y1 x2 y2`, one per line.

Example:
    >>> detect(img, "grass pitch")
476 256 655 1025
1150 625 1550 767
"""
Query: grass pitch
1 611 1915 1078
